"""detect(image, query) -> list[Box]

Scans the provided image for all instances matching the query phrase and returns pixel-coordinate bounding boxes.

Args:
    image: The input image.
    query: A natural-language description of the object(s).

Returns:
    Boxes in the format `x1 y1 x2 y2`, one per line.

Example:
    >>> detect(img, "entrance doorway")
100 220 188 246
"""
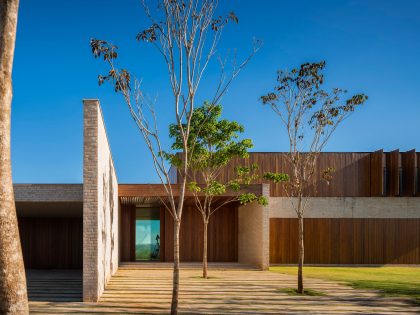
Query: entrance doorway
135 208 160 260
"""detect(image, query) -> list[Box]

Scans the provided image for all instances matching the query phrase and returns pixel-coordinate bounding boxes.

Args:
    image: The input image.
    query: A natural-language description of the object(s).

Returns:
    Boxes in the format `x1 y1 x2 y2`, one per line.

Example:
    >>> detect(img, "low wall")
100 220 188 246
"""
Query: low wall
83 99 119 302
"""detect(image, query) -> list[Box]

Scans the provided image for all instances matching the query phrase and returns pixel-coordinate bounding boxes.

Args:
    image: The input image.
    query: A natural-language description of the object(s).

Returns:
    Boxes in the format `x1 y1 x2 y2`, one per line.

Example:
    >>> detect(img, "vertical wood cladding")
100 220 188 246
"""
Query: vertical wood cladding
18 217 82 269
385 150 400 196
370 150 384 196
164 205 238 262
417 153 420 197
270 218 420 264
120 204 135 261
401 149 416 196
182 151 419 197
120 204 238 262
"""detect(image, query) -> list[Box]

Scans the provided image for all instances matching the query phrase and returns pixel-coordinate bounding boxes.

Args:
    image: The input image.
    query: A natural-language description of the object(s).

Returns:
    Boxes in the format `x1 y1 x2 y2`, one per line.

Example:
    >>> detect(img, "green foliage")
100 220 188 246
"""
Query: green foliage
263 172 289 183
227 180 241 192
187 181 201 193
237 193 267 206
238 193 258 205
257 195 269 206
167 102 271 208
271 266 420 304
203 181 226 196
234 164 260 185
161 151 182 168
167 102 253 171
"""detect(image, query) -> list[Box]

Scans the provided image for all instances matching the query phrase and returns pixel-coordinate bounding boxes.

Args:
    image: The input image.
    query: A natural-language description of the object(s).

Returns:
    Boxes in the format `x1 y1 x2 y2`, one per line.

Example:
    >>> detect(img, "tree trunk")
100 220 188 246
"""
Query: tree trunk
170 220 181 315
202 220 208 279
297 213 304 294
0 0 29 314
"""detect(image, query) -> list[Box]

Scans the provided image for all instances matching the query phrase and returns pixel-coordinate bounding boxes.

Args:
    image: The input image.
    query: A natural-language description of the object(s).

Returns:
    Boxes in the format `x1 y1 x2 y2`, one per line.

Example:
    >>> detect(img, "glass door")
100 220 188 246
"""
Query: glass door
135 208 160 260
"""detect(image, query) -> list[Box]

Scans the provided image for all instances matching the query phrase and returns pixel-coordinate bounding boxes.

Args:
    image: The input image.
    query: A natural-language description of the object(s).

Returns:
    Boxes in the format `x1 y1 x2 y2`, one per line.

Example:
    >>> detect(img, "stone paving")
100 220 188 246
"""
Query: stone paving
28 264 420 314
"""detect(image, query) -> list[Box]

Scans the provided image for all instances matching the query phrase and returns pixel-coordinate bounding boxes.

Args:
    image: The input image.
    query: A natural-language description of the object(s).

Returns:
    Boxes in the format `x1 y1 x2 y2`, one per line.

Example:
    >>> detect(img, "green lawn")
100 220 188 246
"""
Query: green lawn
270 266 420 304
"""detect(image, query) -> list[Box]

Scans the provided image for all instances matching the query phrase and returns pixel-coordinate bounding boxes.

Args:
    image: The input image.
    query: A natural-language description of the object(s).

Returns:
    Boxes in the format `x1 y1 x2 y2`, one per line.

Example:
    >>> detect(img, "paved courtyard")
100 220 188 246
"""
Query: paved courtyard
28 264 420 314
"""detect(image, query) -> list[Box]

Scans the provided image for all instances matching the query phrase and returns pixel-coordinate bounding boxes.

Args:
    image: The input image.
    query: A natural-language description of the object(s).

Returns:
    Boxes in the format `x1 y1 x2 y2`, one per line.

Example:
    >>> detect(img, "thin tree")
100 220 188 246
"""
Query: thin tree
261 61 367 294
90 1 260 313
165 102 274 278
0 0 29 314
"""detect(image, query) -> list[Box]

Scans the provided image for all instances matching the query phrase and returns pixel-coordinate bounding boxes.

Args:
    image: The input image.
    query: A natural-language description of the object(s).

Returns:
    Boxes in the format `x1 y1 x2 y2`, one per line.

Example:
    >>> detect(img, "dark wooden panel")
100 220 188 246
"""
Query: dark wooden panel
177 151 420 197
401 150 416 196
18 217 82 269
120 204 135 261
160 206 166 261
417 153 420 197
185 152 374 197
165 205 238 262
270 218 420 264
386 150 400 196
370 150 384 196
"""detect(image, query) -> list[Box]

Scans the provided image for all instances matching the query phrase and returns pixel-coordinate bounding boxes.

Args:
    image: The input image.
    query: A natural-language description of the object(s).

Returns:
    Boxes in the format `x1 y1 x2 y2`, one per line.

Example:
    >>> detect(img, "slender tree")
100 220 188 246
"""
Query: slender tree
91 1 259 313
165 102 273 278
261 61 367 294
0 0 29 314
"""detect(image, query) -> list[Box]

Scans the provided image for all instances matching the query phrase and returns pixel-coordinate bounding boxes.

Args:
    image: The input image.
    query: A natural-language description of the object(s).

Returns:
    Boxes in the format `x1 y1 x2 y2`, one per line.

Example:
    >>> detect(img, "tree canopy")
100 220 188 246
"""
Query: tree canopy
166 101 269 205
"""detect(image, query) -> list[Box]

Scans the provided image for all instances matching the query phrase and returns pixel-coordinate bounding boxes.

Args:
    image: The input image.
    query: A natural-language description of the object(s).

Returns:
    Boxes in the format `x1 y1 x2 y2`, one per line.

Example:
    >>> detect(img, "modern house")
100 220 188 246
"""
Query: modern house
14 99 420 302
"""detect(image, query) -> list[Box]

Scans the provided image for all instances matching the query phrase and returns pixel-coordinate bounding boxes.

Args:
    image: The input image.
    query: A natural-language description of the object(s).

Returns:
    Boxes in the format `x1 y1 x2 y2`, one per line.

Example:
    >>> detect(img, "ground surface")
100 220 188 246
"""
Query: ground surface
271 266 420 305
28 264 420 314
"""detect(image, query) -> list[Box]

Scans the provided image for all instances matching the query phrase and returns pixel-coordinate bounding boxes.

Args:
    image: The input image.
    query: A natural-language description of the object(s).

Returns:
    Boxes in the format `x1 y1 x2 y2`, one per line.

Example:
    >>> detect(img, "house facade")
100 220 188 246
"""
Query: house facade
14 99 420 302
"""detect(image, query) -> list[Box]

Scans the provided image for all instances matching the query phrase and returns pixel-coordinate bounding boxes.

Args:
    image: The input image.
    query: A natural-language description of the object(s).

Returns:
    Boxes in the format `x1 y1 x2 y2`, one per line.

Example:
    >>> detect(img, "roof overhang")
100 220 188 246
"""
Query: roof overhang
118 184 267 206
14 184 83 218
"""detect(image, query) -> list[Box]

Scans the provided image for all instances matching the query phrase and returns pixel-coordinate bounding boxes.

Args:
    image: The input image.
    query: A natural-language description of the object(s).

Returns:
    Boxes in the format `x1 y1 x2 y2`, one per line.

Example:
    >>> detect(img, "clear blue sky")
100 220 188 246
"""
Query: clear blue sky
11 0 420 183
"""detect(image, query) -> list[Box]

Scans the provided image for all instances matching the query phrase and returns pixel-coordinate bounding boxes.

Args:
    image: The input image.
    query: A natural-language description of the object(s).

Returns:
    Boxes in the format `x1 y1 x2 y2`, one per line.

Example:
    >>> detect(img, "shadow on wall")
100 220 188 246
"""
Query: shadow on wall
101 156 117 288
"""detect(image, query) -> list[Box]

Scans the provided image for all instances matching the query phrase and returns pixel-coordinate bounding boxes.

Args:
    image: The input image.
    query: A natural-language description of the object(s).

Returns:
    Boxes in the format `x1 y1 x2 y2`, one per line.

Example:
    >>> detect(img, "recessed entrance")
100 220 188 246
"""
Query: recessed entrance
135 208 160 261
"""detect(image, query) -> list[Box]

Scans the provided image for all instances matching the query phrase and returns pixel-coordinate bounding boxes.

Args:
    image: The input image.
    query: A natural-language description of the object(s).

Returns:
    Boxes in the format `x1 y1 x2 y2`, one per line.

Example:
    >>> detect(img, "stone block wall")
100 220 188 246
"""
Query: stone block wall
83 99 119 302
269 197 420 218
238 184 270 270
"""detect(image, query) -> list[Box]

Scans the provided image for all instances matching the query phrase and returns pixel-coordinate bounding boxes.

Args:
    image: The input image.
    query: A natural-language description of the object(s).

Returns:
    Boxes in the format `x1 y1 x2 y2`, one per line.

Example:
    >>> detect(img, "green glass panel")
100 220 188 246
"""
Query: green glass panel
135 208 160 260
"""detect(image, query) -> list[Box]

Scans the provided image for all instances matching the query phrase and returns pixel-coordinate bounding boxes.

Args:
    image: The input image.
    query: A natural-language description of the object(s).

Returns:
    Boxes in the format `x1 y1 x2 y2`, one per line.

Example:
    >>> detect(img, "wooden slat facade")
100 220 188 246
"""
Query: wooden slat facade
417 152 420 197
401 149 416 196
385 150 400 196
176 151 419 197
120 204 136 261
164 205 238 262
270 218 420 264
18 218 82 269
120 204 238 262
370 149 384 196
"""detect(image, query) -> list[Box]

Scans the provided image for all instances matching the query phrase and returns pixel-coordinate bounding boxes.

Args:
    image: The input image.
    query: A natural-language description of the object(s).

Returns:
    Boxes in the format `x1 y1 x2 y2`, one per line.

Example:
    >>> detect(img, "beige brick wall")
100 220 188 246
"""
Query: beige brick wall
83 99 119 302
269 197 420 219
238 184 270 270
